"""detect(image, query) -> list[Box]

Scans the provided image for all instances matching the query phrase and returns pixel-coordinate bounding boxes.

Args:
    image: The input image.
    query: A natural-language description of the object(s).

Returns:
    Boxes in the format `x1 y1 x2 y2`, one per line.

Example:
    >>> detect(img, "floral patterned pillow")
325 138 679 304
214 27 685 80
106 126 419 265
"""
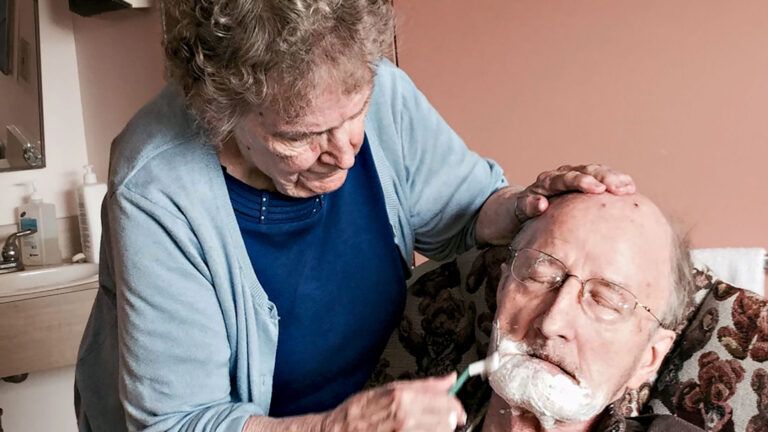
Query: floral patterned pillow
367 248 768 432
365 247 504 415
645 269 768 432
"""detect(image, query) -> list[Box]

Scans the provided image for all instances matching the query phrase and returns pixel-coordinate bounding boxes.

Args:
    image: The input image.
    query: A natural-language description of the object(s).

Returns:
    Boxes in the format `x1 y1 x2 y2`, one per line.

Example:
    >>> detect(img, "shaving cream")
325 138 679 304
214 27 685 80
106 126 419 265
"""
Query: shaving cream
488 327 609 429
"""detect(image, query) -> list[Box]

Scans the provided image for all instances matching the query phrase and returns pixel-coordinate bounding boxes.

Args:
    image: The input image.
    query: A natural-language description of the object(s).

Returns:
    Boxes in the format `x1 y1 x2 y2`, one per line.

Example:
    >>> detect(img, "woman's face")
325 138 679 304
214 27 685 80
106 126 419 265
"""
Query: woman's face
232 82 372 198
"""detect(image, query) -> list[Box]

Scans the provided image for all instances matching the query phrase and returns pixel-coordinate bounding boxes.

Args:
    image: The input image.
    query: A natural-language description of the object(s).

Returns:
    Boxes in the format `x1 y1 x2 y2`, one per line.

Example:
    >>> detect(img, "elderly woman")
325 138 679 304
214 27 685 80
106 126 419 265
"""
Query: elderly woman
74 1 635 431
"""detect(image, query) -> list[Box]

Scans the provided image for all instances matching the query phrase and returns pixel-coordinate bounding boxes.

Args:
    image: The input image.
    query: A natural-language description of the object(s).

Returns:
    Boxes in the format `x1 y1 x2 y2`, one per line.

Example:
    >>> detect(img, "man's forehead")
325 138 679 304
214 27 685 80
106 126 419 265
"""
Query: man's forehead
516 234 636 286
533 194 671 242
516 194 674 297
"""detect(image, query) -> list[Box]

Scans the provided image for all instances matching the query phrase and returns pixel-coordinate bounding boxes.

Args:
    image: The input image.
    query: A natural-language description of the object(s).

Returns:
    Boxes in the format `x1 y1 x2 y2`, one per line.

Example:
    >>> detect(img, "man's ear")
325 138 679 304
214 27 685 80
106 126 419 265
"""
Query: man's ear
626 327 677 389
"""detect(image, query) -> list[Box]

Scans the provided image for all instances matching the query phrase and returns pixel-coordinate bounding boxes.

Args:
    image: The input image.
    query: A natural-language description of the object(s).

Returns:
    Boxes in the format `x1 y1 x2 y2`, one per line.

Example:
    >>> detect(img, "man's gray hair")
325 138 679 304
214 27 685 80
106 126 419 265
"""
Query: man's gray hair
659 223 696 333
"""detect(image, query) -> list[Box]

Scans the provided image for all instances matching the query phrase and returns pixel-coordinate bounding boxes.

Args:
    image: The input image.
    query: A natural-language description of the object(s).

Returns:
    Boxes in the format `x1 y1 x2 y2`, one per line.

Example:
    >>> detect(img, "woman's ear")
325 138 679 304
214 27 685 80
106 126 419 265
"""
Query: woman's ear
626 327 677 389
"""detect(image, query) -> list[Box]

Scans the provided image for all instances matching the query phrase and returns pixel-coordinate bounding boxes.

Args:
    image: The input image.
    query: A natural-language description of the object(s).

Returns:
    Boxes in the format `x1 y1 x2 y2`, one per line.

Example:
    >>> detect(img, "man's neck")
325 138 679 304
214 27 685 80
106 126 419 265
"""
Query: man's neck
482 394 598 432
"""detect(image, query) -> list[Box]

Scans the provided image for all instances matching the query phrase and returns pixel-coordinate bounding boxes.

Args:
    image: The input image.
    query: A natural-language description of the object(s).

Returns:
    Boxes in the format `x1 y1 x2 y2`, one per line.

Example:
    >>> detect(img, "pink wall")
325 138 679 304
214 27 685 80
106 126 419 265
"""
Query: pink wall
72 7 165 183
394 0 768 253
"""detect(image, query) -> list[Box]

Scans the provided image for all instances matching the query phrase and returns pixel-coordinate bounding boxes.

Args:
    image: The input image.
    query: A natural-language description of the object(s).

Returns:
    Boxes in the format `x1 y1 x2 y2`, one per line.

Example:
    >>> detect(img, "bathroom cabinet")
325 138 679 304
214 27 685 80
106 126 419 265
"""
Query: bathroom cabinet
0 283 97 378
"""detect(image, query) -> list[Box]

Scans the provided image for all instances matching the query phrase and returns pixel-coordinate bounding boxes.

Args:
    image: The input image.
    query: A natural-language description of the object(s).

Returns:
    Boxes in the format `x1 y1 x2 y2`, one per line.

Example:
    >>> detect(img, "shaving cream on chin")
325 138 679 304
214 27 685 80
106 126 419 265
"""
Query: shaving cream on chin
488 338 609 430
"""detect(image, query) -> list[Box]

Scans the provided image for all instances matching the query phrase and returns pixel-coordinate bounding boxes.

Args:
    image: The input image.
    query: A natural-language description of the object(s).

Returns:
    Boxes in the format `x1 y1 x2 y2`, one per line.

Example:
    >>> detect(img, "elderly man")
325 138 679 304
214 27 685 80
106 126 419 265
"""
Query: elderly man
470 192 703 431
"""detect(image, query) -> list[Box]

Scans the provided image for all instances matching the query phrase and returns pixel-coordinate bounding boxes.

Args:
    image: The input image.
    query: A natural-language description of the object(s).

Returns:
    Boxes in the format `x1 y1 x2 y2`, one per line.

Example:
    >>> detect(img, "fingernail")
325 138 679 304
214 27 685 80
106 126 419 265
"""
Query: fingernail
537 197 547 211
462 412 468 425
449 411 458 429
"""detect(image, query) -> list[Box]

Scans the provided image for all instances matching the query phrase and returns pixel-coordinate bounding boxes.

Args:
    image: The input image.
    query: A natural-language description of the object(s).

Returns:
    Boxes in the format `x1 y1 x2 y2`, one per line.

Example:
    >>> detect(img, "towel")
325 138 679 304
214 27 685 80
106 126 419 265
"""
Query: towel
691 248 766 296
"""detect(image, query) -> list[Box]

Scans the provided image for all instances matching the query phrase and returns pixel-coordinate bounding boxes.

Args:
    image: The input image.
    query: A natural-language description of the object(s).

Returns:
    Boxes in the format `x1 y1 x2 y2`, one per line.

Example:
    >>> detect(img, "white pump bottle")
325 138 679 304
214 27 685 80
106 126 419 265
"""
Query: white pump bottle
76 165 107 263
17 181 62 266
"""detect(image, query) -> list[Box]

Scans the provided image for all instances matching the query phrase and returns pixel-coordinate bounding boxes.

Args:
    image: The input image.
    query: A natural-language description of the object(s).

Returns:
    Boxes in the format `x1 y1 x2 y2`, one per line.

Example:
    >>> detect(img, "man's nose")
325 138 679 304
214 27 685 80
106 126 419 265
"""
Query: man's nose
535 276 582 342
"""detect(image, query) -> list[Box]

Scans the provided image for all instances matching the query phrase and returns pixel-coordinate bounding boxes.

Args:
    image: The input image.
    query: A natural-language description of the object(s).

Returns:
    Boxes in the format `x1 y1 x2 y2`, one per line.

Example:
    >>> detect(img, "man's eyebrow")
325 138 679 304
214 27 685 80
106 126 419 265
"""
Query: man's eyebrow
601 276 646 301
273 91 372 140
602 276 631 290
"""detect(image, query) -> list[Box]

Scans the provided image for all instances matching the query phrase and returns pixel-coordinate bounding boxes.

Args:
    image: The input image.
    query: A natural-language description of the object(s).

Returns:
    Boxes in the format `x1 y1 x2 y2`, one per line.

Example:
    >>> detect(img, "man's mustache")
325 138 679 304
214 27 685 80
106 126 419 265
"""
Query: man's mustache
497 338 580 383
529 350 580 384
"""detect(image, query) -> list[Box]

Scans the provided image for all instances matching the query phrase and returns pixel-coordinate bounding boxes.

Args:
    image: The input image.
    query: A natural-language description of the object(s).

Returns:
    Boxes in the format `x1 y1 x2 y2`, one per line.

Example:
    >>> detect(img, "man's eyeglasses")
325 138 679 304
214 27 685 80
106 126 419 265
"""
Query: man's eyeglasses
506 247 667 328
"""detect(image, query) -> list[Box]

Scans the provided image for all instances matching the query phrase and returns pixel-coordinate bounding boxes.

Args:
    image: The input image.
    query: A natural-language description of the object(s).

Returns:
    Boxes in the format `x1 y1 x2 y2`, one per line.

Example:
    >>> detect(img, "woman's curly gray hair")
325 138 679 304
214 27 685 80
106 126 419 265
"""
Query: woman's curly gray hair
161 0 394 144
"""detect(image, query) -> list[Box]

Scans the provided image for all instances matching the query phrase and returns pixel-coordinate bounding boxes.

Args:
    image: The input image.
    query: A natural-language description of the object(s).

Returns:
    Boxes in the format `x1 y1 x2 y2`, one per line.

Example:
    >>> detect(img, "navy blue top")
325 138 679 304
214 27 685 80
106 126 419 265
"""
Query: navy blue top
224 136 406 417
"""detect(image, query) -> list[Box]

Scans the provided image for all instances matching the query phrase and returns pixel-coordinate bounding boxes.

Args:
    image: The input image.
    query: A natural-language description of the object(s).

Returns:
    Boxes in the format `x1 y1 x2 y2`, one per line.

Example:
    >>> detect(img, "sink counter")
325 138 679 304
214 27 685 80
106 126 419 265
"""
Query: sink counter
0 263 99 299
0 278 98 304
0 276 98 377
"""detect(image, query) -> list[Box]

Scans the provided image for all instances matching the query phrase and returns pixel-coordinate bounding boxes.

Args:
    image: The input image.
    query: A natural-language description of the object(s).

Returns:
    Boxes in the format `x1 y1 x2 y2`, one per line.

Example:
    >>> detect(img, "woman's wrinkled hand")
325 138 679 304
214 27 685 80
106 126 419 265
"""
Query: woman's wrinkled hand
514 164 635 223
476 164 636 245
322 374 466 432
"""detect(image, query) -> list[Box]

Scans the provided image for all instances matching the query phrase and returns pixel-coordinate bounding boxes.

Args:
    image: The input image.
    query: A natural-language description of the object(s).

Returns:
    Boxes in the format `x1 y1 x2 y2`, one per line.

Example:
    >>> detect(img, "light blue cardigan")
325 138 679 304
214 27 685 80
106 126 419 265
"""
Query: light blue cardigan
74 60 507 432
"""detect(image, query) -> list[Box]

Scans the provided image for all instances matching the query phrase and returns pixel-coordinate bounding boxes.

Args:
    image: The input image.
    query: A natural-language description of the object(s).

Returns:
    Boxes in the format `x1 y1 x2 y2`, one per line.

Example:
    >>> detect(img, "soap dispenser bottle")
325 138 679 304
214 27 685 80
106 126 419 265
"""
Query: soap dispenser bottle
76 165 107 263
17 182 62 266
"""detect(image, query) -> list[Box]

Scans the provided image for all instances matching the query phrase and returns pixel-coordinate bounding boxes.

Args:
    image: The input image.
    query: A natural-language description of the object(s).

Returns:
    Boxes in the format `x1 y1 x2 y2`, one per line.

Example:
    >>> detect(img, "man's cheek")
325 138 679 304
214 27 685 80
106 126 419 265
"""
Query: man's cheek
580 340 627 394
498 300 539 338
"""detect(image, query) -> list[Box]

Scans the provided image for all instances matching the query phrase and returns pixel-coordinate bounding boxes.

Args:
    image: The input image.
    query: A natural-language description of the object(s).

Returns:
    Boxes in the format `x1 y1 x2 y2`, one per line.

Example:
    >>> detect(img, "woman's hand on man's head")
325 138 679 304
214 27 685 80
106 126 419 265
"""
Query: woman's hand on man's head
476 164 636 246
515 164 636 223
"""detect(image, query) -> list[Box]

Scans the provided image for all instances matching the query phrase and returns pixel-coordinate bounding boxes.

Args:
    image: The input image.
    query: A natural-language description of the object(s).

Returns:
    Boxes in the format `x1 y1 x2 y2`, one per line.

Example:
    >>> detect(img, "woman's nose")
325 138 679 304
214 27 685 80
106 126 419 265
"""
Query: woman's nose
322 122 363 169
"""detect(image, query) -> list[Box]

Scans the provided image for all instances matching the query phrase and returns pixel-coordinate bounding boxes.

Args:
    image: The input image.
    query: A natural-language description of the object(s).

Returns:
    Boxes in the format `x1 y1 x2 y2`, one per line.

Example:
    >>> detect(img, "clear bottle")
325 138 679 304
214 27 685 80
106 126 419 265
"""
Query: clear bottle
76 165 107 263
17 182 62 266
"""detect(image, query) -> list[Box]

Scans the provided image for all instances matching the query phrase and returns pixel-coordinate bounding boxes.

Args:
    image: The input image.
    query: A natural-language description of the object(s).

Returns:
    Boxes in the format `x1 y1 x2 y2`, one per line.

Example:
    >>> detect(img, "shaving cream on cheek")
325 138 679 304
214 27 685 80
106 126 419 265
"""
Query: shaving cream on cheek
488 337 609 430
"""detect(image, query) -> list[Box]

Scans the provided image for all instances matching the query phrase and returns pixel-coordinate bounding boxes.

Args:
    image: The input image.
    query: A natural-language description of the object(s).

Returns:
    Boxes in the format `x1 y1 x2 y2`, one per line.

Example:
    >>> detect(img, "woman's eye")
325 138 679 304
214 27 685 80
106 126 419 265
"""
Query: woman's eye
283 136 308 145
279 136 315 150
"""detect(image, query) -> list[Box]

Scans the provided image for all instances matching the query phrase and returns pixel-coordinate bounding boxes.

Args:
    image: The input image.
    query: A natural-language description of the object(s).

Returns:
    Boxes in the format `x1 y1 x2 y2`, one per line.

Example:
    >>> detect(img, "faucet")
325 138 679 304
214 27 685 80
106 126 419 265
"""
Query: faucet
0 228 36 274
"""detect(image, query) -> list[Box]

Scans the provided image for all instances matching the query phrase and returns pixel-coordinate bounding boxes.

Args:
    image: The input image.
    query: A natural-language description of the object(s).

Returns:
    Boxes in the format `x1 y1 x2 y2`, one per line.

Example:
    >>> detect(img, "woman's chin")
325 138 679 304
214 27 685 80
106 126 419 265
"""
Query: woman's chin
282 171 349 197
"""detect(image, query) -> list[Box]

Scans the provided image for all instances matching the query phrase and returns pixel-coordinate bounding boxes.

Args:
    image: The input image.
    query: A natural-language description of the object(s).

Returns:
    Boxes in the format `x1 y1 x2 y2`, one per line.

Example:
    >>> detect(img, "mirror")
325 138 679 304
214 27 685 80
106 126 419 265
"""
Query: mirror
0 0 43 172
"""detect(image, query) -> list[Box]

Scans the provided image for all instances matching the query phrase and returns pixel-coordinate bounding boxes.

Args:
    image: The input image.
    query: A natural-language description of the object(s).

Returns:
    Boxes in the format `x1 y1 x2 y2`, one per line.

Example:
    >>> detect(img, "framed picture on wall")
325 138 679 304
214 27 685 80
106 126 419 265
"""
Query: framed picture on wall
0 0 11 75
